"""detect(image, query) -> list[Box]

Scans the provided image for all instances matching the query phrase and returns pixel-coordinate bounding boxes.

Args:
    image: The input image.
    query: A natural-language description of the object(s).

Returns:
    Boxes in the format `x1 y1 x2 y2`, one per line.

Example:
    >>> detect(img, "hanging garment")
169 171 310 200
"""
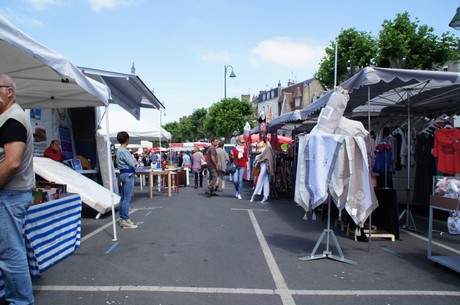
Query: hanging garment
294 135 311 211
432 127 460 174
304 134 345 209
373 143 392 173
329 136 379 226
413 132 436 206
344 137 379 226
329 137 351 210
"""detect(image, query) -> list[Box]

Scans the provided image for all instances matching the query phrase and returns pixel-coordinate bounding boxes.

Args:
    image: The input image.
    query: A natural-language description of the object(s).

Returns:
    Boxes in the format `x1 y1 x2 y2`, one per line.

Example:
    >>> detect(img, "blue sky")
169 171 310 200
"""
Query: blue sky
1 0 458 124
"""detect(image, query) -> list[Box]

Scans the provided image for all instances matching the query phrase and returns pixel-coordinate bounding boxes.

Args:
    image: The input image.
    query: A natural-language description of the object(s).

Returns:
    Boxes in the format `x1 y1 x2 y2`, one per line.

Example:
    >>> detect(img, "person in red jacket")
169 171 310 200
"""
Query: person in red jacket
43 139 64 162
230 136 248 200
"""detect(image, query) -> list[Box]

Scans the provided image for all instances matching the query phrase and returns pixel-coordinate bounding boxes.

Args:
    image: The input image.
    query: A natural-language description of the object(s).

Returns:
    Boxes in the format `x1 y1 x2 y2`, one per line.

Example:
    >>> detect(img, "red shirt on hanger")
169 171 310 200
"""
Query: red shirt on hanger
432 127 460 174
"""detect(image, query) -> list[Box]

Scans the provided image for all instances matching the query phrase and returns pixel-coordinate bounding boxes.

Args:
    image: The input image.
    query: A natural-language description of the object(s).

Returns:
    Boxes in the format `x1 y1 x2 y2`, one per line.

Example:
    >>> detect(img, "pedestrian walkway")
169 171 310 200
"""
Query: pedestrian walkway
29 177 460 305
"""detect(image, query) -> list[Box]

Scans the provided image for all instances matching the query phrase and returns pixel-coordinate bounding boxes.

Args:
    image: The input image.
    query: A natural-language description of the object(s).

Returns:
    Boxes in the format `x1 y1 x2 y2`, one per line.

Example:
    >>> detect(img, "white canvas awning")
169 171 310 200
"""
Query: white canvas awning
0 16 109 108
80 67 164 120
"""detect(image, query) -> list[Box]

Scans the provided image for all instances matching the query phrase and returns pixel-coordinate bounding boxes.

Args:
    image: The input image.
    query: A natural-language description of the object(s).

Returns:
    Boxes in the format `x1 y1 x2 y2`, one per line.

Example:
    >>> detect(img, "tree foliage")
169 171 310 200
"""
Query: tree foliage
315 12 460 89
162 100 254 143
315 28 376 89
376 12 460 69
203 98 254 141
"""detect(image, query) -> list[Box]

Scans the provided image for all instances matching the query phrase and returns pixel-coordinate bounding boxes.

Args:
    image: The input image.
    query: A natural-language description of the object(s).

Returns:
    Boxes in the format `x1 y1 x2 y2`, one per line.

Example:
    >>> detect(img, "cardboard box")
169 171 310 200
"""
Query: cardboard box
36 181 67 194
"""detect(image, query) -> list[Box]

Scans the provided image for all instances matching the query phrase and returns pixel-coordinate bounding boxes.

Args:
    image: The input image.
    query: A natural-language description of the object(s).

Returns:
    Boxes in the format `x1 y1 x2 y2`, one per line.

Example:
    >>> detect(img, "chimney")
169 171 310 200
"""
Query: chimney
131 62 135 74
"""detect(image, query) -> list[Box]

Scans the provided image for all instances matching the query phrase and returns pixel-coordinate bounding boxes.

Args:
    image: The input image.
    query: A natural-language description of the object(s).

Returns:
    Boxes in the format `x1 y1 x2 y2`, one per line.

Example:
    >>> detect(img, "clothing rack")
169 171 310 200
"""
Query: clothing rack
298 195 356 265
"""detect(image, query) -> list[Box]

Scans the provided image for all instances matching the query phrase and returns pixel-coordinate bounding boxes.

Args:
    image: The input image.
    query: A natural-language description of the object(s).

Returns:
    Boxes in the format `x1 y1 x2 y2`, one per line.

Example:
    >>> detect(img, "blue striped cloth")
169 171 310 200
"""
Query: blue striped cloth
0 194 81 299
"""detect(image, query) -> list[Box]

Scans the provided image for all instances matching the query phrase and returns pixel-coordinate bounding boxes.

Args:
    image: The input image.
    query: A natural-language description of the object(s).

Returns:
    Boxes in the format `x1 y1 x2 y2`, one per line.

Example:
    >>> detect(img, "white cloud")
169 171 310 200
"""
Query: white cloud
199 51 232 62
25 0 65 10
251 37 325 69
0 8 44 27
87 0 139 12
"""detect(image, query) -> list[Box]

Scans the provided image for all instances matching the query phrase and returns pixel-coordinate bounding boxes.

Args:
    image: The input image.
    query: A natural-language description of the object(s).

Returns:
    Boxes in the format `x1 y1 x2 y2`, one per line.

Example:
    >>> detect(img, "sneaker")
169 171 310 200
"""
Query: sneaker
260 196 268 204
250 195 255 203
237 194 242 200
235 192 239 198
120 219 138 229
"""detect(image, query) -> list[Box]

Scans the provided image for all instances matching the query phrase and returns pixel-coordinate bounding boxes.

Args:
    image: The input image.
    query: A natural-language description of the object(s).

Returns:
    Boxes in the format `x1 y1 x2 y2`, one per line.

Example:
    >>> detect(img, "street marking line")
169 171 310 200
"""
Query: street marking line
104 242 119 255
402 229 460 255
382 247 402 257
247 209 296 305
33 286 460 297
81 209 140 243
231 208 268 212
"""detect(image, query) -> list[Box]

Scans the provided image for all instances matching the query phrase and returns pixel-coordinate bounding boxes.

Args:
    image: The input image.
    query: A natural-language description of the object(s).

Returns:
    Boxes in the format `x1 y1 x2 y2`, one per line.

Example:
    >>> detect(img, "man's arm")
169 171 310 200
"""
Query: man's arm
0 141 25 188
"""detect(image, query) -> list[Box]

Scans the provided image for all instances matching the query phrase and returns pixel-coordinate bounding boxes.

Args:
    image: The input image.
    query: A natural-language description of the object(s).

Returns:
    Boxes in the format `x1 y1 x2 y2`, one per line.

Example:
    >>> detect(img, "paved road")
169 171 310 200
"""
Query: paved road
30 177 460 305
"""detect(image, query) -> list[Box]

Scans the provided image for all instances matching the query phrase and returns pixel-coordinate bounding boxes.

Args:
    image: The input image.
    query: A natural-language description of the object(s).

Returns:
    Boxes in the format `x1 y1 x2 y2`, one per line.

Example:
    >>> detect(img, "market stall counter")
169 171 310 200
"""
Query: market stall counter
0 193 82 299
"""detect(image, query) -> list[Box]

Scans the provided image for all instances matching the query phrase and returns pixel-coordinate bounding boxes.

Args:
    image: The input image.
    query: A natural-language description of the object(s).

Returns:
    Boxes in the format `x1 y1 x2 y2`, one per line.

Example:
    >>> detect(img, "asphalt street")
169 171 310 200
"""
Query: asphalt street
29 176 460 305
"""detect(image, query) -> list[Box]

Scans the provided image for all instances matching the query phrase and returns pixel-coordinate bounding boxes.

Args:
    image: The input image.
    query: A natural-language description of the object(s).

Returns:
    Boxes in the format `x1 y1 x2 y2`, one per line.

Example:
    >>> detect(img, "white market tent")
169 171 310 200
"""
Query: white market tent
0 16 121 238
99 110 171 143
0 16 108 108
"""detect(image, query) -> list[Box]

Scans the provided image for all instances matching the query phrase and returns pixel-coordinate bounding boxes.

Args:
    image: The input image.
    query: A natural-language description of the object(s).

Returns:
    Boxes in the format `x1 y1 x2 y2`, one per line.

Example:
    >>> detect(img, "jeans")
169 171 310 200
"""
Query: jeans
0 190 34 305
194 170 203 187
119 173 134 220
233 167 246 195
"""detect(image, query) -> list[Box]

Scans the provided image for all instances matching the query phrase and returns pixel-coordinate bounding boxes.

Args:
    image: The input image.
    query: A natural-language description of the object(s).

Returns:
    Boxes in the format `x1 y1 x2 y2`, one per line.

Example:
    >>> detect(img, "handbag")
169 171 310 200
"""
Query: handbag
200 158 207 167
226 162 236 174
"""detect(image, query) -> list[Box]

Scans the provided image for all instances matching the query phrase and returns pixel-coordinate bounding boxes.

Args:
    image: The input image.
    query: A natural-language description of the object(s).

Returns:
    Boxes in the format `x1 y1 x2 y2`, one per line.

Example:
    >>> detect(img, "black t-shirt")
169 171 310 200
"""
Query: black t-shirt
0 119 27 147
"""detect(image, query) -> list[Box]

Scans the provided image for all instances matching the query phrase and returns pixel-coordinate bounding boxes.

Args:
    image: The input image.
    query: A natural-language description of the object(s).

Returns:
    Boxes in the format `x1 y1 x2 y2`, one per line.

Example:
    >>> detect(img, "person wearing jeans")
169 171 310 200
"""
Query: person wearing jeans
230 136 248 200
0 74 35 304
116 131 137 229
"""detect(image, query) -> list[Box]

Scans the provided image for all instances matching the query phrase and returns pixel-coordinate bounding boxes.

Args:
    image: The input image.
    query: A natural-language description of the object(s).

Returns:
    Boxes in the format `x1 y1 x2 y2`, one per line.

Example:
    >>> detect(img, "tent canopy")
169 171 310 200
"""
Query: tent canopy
0 16 109 108
80 67 164 120
100 110 171 143
301 67 460 120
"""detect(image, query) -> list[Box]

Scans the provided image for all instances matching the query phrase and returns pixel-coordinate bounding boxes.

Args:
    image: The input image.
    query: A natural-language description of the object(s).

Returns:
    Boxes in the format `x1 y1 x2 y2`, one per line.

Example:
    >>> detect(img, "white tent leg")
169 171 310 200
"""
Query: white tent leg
105 106 118 241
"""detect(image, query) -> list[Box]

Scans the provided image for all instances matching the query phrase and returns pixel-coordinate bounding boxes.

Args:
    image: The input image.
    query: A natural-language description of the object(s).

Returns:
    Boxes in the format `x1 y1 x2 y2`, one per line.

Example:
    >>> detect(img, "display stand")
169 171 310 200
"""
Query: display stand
428 195 460 273
298 196 356 265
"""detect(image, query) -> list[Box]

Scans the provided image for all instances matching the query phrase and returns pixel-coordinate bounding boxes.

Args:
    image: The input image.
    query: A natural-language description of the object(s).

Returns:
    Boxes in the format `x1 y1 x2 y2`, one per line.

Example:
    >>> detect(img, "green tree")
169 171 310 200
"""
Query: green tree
187 107 208 141
203 98 254 142
163 108 209 143
377 12 460 69
315 28 376 89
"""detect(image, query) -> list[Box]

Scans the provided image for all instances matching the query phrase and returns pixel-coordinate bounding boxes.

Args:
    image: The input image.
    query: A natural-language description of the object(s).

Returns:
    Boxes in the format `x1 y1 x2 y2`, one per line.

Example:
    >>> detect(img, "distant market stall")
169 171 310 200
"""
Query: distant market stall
169 142 210 152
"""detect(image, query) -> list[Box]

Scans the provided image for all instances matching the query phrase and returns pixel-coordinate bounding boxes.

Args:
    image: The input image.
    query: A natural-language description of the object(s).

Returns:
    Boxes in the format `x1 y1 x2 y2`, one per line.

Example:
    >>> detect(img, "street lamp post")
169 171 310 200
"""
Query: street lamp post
224 65 236 99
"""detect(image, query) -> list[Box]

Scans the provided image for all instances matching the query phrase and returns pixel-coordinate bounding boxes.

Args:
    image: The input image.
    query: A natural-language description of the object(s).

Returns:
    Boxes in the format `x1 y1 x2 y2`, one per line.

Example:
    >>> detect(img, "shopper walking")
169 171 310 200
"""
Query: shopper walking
216 141 229 192
0 74 35 305
191 147 204 188
206 137 220 197
116 131 138 229
230 135 248 200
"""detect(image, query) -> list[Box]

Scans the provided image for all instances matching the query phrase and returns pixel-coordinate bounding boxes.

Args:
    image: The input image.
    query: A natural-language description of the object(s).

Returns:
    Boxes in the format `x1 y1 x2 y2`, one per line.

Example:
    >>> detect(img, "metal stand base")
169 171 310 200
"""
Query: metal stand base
298 228 356 265
298 197 356 265
399 209 416 230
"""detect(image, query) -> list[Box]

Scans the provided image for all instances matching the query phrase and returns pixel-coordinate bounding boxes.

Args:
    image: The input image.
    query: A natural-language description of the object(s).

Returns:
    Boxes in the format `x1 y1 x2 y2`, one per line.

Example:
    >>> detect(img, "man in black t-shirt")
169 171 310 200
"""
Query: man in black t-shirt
0 74 35 304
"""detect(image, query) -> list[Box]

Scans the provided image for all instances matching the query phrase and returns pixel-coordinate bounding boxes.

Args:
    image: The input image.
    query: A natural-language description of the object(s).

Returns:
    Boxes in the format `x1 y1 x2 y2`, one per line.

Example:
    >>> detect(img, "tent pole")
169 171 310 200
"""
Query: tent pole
333 39 338 88
399 92 416 230
105 106 118 241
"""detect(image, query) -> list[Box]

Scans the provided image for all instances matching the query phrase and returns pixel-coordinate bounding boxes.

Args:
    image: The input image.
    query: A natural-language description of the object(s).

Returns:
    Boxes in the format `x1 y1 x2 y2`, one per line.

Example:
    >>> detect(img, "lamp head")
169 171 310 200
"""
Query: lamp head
229 71 236 78
449 7 460 30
